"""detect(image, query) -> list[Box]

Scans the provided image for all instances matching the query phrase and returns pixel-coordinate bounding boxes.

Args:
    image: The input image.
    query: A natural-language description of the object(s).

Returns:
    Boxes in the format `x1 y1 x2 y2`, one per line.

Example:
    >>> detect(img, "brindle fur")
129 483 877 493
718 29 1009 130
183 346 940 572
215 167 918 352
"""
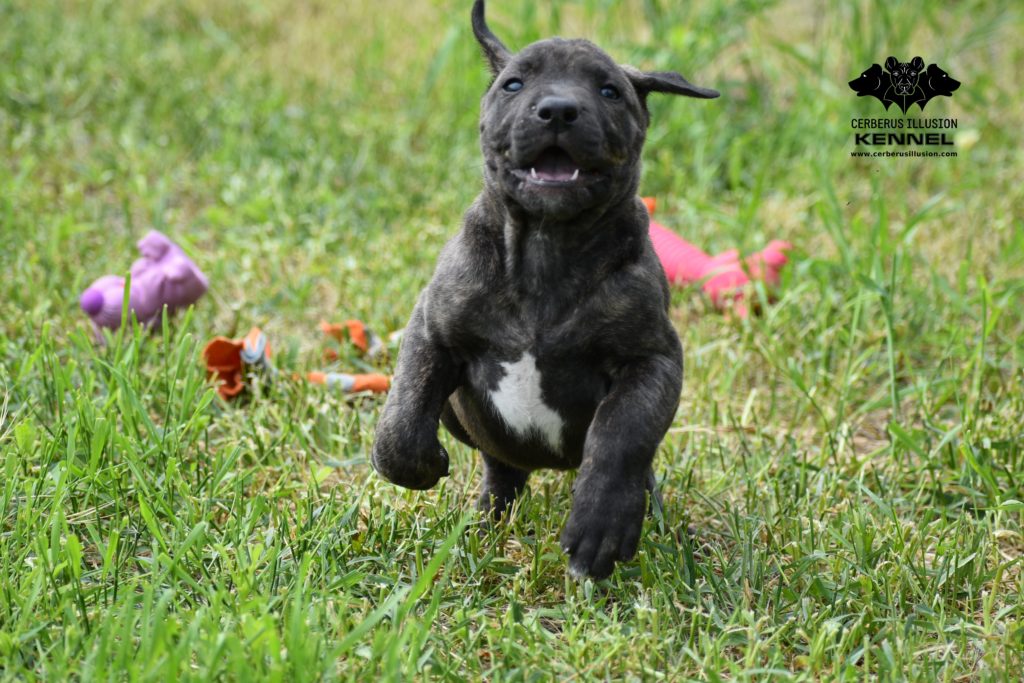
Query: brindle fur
372 0 718 579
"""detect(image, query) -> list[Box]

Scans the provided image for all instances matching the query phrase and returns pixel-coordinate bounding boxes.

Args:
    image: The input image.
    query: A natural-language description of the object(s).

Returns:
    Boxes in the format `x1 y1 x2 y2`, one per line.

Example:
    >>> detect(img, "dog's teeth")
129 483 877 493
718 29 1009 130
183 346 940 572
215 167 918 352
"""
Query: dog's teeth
571 169 579 181
530 168 538 179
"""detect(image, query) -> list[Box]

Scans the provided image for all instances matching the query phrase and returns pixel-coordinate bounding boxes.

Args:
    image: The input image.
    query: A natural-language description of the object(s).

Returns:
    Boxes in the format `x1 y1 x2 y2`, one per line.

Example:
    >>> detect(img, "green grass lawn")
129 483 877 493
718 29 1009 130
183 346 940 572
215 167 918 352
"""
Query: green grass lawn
2 0 1022 679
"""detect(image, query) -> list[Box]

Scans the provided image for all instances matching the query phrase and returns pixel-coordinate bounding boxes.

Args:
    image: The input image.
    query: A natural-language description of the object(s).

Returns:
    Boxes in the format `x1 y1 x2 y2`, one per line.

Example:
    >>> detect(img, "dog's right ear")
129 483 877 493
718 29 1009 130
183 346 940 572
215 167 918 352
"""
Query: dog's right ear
885 56 899 72
472 0 511 75
623 67 720 100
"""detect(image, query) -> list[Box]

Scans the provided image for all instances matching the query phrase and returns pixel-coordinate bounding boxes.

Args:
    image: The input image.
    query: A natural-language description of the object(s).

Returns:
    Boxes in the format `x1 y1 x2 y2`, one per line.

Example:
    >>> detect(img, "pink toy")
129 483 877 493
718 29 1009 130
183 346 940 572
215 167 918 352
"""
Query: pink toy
644 198 791 317
79 230 208 332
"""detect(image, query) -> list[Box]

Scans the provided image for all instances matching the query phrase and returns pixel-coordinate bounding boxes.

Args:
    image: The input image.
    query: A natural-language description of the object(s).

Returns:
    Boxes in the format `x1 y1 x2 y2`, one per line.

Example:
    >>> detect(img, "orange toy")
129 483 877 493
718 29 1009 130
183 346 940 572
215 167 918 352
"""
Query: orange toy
319 319 383 359
307 371 390 393
202 327 269 400
202 325 389 401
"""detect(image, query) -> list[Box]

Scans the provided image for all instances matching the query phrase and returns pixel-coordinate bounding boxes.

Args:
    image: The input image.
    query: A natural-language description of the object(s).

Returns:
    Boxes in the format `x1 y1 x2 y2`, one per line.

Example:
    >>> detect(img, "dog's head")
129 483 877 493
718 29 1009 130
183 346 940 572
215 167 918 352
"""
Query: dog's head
848 63 889 98
472 0 718 221
885 56 924 96
923 63 960 97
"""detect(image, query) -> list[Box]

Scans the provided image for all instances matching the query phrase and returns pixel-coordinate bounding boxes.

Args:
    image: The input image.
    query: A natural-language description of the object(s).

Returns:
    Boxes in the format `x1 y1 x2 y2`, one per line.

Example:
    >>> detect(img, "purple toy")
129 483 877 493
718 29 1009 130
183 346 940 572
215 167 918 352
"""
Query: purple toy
79 230 208 333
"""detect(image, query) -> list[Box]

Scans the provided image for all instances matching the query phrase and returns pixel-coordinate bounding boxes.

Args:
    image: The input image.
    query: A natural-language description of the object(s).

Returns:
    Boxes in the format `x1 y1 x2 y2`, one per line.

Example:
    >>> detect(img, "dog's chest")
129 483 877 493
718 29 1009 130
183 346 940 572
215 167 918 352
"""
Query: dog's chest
487 352 564 451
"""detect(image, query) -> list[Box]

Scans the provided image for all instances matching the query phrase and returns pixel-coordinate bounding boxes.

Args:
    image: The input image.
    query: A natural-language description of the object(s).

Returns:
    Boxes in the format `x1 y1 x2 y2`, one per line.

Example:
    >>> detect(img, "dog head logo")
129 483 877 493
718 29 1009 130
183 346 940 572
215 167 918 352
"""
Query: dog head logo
849 57 959 114
921 63 961 99
886 56 924 97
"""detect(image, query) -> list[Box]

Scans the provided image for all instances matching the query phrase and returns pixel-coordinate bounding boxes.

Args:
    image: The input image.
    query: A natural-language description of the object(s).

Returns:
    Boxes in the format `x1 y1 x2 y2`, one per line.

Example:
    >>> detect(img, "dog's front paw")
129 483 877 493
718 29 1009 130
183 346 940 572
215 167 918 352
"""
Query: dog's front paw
371 422 450 491
560 476 646 580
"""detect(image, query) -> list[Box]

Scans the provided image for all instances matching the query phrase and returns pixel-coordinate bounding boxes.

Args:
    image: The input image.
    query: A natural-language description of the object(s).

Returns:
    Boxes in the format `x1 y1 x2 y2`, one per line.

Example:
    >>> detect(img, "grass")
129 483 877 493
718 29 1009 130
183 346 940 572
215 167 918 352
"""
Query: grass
1 0 1022 679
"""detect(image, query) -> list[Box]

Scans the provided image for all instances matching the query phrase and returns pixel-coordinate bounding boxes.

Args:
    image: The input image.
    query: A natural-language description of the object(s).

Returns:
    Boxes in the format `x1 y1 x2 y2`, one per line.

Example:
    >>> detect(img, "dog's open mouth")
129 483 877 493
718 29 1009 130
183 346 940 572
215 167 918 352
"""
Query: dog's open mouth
516 147 584 185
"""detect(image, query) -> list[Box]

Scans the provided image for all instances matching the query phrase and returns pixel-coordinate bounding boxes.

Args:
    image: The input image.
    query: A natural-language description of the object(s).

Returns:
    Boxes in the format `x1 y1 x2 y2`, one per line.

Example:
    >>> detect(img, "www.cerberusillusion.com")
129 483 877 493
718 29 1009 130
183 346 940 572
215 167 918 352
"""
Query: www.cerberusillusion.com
851 150 958 157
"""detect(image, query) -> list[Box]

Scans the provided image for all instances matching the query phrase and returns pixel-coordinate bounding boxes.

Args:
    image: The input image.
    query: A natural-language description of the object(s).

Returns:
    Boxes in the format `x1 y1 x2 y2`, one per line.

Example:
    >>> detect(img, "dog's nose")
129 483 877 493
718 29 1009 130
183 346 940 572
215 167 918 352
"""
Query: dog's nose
536 96 579 127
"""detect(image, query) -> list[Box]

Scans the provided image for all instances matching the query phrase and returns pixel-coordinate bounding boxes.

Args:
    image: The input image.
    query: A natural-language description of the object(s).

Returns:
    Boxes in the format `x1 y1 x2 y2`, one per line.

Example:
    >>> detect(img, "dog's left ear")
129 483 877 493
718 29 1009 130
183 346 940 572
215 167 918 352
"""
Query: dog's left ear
472 0 512 76
623 66 720 100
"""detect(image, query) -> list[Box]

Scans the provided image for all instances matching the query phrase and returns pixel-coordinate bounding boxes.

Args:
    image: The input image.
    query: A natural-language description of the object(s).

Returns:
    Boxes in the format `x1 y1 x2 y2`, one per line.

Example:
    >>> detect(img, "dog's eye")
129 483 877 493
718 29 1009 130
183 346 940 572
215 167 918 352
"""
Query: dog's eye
600 85 621 100
502 78 523 93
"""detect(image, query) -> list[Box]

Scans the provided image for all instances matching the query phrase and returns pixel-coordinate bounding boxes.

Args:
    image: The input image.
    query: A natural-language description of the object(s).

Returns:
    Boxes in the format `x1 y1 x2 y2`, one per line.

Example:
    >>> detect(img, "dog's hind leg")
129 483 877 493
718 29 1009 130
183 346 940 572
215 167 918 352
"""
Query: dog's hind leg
477 453 530 519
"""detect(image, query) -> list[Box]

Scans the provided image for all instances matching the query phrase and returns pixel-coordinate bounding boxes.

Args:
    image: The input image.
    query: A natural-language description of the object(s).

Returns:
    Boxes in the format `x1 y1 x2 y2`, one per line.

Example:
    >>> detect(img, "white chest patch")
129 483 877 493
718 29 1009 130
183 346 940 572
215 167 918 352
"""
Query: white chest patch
489 352 564 452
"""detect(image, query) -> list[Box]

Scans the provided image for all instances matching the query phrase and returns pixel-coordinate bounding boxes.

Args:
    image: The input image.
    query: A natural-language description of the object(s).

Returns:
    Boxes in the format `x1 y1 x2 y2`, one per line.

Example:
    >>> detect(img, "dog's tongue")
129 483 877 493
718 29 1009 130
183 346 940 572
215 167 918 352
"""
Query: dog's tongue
532 147 579 182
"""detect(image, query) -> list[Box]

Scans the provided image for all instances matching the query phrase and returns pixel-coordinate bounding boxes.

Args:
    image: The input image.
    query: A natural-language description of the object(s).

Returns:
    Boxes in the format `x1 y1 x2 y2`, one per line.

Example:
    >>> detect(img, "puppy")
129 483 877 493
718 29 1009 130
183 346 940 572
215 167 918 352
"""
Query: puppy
372 0 718 579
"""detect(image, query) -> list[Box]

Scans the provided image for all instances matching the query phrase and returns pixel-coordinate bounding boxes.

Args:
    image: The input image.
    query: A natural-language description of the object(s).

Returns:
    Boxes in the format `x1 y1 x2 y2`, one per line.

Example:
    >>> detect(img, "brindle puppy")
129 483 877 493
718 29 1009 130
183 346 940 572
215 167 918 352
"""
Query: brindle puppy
372 0 718 579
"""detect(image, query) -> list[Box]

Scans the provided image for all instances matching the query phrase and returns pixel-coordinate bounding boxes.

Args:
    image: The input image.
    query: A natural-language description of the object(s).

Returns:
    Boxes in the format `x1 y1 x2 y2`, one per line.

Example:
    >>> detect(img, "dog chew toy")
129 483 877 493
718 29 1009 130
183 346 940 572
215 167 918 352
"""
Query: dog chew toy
319 319 384 360
80 230 208 333
307 371 391 393
202 327 269 400
644 197 791 317
202 325 390 401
